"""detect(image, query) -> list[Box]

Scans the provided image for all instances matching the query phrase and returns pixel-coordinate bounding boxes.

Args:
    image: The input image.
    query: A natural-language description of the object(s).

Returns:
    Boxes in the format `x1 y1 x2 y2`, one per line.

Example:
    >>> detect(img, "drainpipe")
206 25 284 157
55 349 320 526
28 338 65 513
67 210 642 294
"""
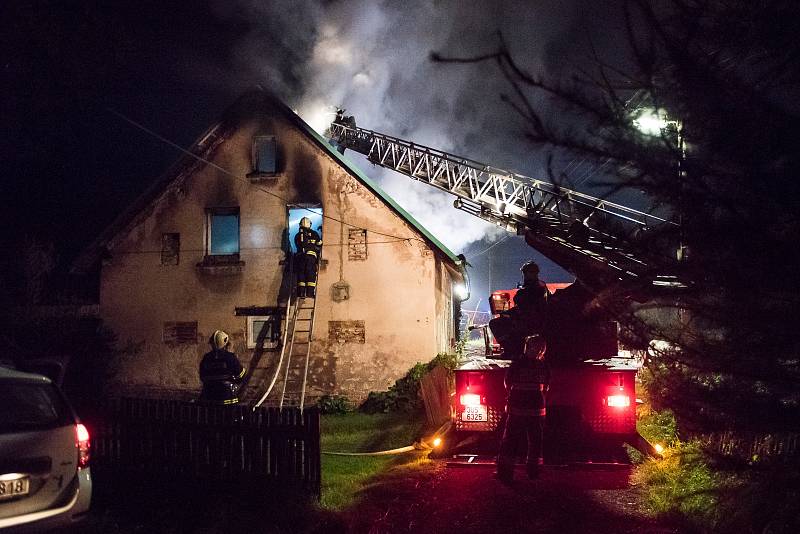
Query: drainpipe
453 254 471 342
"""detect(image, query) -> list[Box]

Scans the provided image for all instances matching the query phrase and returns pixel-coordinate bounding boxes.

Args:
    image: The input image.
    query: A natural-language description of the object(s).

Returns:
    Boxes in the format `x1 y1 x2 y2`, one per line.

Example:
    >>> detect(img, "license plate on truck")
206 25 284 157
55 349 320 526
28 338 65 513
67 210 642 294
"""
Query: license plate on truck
461 405 488 422
0 475 30 500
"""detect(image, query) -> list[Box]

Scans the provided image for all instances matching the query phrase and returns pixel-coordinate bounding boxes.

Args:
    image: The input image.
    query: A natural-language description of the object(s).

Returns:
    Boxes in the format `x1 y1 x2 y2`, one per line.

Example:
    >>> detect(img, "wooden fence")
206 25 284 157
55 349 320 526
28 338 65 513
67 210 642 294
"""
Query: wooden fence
91 398 321 497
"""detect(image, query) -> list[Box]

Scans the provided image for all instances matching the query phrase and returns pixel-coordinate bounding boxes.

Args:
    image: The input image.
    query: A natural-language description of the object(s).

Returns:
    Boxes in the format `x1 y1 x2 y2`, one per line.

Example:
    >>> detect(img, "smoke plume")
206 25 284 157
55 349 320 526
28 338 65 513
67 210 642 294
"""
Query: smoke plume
214 0 590 253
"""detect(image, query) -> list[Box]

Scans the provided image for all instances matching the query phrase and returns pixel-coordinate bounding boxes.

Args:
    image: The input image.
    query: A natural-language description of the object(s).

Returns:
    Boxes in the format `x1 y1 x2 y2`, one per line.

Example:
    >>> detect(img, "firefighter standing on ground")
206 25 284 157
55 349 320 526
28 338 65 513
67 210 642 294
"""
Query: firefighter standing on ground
496 334 550 482
294 217 321 298
199 330 246 405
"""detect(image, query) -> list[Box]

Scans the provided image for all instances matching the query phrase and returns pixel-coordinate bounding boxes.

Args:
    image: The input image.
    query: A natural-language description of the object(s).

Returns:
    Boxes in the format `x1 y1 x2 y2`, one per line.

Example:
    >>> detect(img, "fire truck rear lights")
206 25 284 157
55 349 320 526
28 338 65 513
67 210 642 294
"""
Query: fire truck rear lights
460 393 482 407
607 395 631 407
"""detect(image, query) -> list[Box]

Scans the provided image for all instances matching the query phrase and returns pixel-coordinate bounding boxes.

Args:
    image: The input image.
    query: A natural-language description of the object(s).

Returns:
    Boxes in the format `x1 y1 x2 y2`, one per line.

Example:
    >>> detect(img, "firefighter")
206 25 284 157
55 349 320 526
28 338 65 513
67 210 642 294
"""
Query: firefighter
199 330 246 405
489 260 550 358
294 216 322 298
496 334 550 482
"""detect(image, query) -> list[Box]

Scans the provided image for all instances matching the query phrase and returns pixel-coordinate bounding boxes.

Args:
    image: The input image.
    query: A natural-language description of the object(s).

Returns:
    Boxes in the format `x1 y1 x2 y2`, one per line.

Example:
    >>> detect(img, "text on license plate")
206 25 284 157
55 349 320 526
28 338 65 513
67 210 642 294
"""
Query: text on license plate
0 476 30 500
461 405 488 422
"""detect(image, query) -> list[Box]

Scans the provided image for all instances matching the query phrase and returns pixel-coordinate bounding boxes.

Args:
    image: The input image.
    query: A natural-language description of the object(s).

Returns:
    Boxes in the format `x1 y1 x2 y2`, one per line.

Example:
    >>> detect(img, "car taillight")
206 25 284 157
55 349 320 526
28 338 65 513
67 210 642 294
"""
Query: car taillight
460 393 482 407
607 395 631 408
75 423 90 469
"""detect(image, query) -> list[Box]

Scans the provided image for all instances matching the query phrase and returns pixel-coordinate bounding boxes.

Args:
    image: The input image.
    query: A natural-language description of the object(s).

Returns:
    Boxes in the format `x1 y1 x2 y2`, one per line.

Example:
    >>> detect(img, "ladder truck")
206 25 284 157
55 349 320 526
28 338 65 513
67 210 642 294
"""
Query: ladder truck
328 114 681 461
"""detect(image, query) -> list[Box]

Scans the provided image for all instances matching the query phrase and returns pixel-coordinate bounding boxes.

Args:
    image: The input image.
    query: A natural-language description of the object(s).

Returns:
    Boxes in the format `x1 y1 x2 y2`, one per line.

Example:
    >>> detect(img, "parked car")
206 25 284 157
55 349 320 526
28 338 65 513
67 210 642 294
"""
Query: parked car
0 366 91 532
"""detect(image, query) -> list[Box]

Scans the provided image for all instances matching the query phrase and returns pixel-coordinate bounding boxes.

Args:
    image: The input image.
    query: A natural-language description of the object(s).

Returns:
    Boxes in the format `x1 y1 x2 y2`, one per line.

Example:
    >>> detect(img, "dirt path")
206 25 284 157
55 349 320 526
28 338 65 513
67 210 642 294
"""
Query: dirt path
345 461 681 534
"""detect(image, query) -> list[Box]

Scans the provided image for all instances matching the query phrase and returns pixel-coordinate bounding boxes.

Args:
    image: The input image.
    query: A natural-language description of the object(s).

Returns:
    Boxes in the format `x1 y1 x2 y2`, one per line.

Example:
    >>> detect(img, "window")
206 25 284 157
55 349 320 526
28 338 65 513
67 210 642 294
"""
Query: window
207 208 240 256
0 383 72 433
247 316 280 349
161 233 180 265
163 322 198 344
348 228 367 260
252 135 277 175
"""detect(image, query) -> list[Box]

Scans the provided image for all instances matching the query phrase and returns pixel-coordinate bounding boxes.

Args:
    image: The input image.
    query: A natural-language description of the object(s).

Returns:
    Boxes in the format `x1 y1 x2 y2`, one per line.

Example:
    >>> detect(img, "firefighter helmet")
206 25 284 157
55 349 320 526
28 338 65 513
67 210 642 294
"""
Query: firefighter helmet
212 330 230 350
523 335 547 360
299 217 312 229
520 260 540 274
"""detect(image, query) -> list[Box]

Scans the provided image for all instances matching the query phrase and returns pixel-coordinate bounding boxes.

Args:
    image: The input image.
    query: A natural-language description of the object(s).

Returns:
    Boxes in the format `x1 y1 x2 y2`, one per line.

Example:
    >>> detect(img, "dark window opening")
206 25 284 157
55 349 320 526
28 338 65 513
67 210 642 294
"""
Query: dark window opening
161 233 180 265
253 136 277 174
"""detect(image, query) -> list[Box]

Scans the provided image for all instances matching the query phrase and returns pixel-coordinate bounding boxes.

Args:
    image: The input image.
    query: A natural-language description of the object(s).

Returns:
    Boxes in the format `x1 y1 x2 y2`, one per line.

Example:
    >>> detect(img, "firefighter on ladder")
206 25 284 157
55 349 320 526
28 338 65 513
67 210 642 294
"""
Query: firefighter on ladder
199 330 246 405
496 334 550 482
294 216 322 298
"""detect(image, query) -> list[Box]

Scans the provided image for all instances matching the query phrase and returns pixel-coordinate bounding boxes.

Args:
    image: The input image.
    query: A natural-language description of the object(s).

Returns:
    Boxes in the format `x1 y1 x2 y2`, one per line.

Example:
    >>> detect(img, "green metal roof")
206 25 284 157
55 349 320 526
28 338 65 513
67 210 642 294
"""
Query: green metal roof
291 110 461 265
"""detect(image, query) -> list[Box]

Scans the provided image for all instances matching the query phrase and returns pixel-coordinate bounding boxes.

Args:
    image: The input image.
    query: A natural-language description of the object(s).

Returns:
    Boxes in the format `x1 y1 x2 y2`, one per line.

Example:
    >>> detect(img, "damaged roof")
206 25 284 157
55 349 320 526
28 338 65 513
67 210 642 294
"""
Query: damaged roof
72 90 461 273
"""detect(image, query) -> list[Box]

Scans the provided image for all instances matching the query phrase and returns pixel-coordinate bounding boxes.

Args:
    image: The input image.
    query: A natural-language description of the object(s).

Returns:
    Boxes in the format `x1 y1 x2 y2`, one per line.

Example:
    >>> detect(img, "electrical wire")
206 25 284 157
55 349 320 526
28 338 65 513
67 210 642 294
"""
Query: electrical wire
106 108 430 247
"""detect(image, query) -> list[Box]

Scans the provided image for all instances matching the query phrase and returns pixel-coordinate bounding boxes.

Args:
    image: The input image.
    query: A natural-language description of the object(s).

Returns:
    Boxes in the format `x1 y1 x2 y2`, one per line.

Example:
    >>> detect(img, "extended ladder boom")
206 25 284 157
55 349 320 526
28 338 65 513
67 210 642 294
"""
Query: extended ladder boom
328 119 683 291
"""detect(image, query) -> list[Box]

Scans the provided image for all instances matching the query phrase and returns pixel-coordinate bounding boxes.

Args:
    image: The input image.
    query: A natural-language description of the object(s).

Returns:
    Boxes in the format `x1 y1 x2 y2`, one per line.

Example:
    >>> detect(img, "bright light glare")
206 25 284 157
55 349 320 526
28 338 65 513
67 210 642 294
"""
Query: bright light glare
454 283 469 300
607 395 631 408
297 101 336 134
654 443 665 454
460 393 481 407
634 109 668 135
432 437 442 448
76 423 90 442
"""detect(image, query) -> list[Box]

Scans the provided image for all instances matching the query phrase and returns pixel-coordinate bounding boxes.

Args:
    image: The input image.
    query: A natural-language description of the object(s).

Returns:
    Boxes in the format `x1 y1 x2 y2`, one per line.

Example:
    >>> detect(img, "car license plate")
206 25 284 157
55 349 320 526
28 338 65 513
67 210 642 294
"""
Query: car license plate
0 475 30 500
461 405 488 422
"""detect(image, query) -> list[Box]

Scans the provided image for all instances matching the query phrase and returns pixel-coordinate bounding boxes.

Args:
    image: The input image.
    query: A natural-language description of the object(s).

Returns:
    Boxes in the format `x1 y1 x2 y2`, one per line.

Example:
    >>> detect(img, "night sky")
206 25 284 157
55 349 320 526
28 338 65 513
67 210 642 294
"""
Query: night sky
3 1 637 308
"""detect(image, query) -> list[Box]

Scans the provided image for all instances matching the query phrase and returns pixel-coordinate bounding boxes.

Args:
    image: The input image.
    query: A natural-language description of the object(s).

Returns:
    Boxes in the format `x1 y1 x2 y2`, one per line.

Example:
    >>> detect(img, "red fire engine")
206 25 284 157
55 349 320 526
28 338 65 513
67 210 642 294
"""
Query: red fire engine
328 115 681 459
453 287 647 459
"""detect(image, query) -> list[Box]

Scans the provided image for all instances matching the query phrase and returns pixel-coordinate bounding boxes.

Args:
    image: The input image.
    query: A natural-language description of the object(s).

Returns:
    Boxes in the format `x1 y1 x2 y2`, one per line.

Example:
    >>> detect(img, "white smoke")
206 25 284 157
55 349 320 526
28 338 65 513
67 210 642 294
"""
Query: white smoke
215 0 587 253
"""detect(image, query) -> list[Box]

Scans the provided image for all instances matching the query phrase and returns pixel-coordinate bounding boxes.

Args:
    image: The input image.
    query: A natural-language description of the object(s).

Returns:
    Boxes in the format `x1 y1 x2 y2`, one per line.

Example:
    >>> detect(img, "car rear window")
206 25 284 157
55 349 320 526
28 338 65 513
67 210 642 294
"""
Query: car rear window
0 381 73 433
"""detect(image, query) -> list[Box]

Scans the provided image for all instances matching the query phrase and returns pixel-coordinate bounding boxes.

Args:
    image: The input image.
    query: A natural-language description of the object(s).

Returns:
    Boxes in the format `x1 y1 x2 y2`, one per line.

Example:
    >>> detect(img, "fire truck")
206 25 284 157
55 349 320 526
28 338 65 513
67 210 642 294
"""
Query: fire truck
328 114 682 459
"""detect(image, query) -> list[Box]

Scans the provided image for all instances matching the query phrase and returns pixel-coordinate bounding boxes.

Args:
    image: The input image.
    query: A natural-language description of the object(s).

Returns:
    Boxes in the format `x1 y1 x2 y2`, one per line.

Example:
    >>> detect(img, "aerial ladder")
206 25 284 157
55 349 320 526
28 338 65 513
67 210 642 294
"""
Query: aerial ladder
327 115 684 294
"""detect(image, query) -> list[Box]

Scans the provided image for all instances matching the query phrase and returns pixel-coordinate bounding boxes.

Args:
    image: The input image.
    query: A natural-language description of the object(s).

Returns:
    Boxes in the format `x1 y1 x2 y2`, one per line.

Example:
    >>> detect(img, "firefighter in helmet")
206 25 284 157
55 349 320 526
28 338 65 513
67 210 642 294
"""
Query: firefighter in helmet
496 334 550 482
489 260 550 358
294 216 322 298
199 330 245 405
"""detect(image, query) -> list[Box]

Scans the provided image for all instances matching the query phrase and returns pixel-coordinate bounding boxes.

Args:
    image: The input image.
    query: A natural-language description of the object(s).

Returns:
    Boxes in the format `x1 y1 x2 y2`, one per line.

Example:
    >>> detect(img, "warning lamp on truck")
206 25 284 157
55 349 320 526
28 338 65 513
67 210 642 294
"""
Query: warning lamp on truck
606 394 631 408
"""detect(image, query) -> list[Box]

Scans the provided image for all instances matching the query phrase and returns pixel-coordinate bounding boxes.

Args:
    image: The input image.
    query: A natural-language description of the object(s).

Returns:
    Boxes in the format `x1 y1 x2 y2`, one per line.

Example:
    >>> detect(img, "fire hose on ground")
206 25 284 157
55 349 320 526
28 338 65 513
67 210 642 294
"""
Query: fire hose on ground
321 421 450 456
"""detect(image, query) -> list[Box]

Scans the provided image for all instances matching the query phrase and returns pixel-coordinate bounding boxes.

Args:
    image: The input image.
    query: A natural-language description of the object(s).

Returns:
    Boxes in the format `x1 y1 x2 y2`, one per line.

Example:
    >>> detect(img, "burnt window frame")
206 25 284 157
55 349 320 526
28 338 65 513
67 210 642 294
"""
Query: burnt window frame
250 135 277 176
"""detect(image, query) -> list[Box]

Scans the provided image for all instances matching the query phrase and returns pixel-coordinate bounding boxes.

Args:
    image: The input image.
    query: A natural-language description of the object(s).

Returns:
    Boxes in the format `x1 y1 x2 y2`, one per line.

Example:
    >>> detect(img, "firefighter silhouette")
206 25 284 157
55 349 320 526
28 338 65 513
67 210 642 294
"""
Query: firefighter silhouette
489 260 550 358
199 330 245 405
294 216 321 298
496 334 550 482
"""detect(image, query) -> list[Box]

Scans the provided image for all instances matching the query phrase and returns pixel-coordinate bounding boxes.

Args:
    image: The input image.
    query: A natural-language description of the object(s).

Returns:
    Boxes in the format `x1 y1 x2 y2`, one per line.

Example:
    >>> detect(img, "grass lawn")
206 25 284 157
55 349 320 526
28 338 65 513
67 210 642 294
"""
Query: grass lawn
320 410 430 510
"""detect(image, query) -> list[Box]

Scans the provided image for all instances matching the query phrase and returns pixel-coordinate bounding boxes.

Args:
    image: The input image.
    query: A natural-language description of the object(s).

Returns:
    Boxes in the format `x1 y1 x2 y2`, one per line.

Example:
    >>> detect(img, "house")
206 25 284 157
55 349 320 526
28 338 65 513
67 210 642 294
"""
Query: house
73 91 467 403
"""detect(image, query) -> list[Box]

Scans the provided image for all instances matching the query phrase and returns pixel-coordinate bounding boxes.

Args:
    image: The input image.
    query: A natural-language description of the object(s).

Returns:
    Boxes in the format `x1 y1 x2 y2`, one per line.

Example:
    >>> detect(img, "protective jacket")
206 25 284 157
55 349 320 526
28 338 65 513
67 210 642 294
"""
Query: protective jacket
199 349 245 404
294 227 322 257
295 227 321 297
